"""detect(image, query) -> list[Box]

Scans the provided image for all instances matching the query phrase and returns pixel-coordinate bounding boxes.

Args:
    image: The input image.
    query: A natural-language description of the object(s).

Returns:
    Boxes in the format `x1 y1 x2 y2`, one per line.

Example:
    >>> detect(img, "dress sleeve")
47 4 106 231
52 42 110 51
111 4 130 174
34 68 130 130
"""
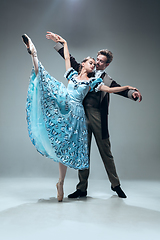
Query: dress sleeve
64 67 78 81
89 78 104 92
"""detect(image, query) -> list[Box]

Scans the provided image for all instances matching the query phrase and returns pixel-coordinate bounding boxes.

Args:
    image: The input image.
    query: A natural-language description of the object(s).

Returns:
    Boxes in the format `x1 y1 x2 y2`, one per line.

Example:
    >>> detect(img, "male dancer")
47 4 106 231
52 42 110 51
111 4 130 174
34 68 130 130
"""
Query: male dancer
47 32 142 198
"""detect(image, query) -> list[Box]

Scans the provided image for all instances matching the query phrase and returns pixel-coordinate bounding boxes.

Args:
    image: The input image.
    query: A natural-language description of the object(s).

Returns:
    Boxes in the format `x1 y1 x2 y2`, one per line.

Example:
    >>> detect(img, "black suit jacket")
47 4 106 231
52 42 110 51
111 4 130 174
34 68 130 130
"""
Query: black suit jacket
54 43 137 139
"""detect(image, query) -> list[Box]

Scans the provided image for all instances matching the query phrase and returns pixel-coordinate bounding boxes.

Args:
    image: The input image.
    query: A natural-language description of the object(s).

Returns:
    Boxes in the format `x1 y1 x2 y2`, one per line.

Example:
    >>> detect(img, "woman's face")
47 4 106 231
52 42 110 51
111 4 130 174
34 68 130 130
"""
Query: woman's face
82 58 96 73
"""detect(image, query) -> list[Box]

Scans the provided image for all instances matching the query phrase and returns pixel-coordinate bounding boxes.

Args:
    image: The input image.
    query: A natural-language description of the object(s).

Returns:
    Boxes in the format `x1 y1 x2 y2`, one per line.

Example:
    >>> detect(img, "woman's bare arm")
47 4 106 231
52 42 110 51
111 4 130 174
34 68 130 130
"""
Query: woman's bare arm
99 84 138 93
46 31 71 71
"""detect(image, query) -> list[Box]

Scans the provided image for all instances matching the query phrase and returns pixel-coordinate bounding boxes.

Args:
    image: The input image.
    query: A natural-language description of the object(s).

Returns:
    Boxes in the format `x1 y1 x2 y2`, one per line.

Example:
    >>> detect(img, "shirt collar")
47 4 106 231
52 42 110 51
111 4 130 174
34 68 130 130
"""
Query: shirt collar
95 70 105 78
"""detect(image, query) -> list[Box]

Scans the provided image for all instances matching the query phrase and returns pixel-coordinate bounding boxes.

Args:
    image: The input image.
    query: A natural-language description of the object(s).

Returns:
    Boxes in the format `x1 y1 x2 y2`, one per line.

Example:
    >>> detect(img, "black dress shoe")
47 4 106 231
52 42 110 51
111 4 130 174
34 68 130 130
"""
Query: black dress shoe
68 189 87 198
111 185 127 198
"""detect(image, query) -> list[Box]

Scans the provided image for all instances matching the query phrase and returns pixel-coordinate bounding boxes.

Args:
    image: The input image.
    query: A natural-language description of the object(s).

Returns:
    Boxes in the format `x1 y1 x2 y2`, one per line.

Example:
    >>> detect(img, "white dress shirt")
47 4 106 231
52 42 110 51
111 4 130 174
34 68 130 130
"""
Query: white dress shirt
95 70 105 79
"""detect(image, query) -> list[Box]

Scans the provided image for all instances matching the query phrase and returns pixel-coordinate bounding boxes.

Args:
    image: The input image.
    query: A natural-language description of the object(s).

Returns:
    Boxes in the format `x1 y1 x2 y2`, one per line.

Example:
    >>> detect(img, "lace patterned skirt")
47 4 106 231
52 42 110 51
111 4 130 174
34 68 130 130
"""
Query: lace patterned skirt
26 62 89 170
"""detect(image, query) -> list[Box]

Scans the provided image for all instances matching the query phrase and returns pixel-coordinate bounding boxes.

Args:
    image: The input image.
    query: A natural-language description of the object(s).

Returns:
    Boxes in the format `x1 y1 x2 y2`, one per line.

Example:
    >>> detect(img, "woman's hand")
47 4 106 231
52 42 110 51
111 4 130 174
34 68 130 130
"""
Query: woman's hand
46 31 66 44
46 31 58 42
127 86 138 91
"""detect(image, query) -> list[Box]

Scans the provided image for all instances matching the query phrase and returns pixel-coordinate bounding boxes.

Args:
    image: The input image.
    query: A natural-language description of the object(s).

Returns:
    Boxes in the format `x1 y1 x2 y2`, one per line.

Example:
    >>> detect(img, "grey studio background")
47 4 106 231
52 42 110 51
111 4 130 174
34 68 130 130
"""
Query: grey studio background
0 0 160 181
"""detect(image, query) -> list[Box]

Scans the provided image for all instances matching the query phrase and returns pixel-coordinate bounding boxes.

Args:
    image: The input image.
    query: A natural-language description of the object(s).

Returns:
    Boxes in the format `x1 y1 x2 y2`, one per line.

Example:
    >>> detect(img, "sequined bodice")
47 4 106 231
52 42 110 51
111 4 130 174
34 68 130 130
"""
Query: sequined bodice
65 68 103 104
67 79 90 103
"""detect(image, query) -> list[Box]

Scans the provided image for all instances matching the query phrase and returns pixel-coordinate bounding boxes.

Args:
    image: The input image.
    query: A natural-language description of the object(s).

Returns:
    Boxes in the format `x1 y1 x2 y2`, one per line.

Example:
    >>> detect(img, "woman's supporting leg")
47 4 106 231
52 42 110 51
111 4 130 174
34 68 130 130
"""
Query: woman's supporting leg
59 162 67 180
56 162 67 202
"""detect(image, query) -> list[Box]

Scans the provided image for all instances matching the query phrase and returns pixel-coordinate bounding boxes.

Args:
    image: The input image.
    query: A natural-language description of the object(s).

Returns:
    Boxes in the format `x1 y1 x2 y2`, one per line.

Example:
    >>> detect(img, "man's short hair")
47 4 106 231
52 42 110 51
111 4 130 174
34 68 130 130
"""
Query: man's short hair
97 49 113 64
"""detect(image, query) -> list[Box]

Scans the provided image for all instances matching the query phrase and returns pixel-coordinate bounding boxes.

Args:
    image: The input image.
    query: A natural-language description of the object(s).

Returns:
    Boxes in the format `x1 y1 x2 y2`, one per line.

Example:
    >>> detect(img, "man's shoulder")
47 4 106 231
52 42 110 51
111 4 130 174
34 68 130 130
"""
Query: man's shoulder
102 72 113 87
103 71 111 78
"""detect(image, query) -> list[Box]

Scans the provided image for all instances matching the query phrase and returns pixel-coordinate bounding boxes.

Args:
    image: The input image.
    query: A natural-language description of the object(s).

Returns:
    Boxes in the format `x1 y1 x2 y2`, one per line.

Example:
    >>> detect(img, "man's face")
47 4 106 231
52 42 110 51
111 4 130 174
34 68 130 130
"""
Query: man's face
96 54 109 70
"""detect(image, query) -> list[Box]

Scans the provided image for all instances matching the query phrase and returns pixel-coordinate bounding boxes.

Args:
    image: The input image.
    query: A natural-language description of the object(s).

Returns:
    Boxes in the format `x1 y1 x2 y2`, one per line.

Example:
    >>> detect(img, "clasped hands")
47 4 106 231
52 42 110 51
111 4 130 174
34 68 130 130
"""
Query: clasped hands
46 31 66 43
132 89 142 102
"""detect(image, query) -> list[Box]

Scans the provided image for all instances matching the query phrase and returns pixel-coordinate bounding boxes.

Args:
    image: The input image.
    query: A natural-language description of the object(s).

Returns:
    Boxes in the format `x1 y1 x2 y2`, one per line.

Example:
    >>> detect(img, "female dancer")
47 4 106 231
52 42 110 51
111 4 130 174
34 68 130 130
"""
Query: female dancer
22 33 136 202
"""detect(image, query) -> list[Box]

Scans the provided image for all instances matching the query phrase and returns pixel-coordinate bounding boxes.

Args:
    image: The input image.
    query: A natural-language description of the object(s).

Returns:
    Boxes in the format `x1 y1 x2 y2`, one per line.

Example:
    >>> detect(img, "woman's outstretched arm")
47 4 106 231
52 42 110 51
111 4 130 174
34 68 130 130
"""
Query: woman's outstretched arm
46 31 71 71
99 84 139 93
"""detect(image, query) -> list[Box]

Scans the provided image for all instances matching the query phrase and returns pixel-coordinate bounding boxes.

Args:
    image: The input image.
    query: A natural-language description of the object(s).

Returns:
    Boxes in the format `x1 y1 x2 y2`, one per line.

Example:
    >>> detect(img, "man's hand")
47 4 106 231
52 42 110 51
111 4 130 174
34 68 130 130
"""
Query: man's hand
46 31 58 42
132 90 142 102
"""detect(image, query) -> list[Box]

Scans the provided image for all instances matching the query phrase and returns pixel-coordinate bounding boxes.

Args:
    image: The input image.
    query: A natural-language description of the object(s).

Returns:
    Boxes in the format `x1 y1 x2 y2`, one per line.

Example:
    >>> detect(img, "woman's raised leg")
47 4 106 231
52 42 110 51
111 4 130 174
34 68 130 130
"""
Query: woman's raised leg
22 34 38 75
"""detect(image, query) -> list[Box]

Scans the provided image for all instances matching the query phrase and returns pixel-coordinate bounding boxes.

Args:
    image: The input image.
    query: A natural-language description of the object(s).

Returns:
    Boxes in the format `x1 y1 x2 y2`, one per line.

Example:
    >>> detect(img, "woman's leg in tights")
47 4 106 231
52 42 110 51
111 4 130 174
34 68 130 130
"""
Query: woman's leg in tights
56 162 67 201
22 34 38 75
31 54 38 76
59 162 67 182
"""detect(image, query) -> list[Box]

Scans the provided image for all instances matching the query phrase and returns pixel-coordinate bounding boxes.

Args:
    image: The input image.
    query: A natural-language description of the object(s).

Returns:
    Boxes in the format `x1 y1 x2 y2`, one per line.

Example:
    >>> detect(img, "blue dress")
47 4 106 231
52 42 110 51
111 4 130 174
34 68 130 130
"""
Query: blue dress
26 62 103 170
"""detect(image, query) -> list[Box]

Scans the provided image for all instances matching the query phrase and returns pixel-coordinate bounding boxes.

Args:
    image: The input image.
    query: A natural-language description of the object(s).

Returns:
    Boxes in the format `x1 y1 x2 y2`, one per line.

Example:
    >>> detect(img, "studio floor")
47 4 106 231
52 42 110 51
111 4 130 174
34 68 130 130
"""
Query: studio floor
0 178 160 240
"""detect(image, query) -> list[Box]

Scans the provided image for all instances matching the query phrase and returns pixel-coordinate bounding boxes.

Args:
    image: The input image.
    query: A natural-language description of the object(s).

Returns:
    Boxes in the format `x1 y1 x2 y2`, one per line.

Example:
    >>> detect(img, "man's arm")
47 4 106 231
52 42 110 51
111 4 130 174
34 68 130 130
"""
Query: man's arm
111 80 137 101
111 81 142 102
103 73 142 102
54 42 80 72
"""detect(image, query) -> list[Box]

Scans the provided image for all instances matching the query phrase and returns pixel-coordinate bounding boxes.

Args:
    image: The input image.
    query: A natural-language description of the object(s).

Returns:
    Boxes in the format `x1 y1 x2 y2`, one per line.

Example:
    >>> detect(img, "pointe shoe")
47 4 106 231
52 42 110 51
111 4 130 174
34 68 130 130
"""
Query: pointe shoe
56 179 64 202
22 34 37 57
